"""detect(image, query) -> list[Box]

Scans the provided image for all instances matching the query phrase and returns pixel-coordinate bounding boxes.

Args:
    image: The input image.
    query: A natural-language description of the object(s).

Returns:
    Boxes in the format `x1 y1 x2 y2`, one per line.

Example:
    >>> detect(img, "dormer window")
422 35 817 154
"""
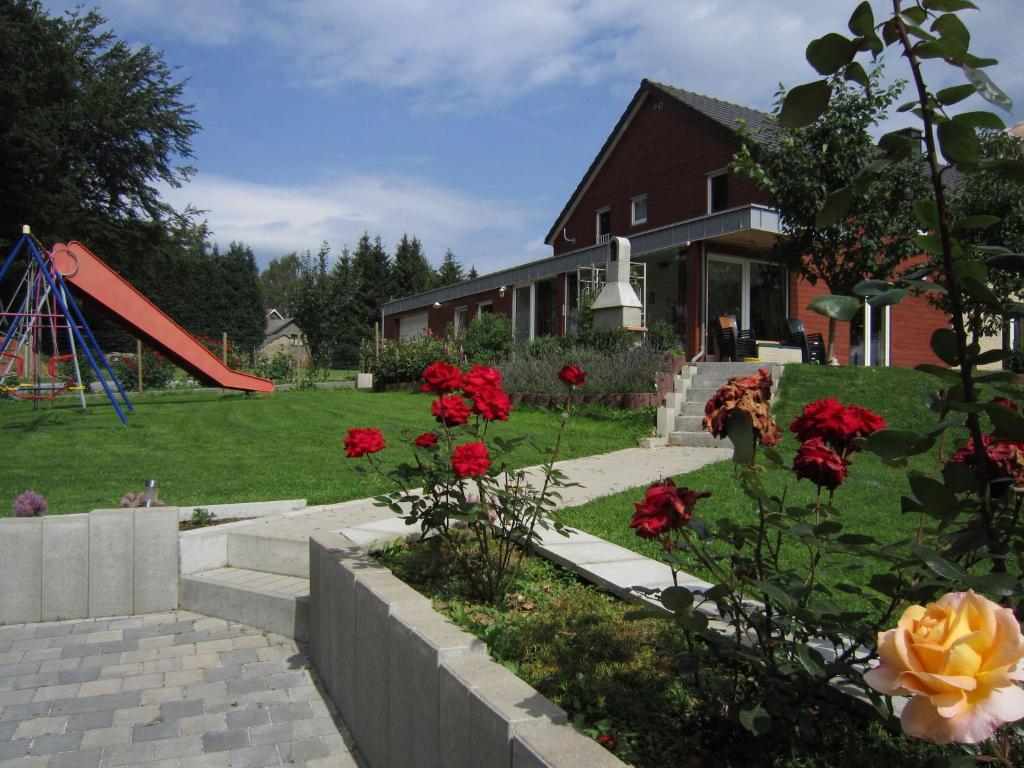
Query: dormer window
708 171 728 213
631 195 647 226
596 208 611 244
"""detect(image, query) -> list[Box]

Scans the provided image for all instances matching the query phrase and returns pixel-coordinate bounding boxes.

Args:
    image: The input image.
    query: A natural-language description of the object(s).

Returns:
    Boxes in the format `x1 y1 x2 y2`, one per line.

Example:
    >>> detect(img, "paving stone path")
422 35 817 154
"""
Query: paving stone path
0 611 360 767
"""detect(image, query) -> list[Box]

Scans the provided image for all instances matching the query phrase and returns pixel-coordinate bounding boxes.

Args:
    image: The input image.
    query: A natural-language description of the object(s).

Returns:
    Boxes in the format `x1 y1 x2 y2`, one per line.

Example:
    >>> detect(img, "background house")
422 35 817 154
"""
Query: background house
382 79 949 368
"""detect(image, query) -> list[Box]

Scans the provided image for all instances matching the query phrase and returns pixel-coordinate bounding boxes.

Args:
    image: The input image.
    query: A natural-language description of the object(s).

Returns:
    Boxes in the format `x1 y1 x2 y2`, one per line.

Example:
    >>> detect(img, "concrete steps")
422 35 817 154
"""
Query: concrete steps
659 362 783 447
227 529 309 577
179 566 309 641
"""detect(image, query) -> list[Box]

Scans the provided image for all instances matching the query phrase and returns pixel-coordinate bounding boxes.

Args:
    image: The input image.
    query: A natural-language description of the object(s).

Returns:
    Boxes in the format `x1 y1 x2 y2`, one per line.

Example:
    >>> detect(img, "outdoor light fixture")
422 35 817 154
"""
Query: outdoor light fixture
498 286 507 298
141 479 159 507
433 301 442 309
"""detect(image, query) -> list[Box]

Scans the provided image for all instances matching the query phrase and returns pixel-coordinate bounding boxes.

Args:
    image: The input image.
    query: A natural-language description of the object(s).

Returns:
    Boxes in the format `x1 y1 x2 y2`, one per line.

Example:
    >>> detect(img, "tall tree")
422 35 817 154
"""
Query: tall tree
327 248 361 367
392 234 436 298
468 265 479 280
259 253 303 315
215 242 265 357
351 233 393 338
293 243 334 368
0 1 198 262
733 68 928 297
437 249 465 285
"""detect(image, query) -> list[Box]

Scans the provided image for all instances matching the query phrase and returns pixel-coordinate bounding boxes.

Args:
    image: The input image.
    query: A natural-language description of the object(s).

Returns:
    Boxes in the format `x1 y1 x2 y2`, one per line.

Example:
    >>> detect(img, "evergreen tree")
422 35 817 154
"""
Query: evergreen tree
0 1 198 265
351 233 393 341
468 265 479 280
327 248 361 366
392 234 436 298
293 243 334 368
437 249 465 285
259 253 303 315
216 242 265 357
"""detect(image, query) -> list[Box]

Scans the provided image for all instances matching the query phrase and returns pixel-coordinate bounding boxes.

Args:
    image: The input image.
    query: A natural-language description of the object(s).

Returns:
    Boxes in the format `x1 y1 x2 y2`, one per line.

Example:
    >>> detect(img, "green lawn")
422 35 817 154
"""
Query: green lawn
0 389 653 515
561 364 1024 600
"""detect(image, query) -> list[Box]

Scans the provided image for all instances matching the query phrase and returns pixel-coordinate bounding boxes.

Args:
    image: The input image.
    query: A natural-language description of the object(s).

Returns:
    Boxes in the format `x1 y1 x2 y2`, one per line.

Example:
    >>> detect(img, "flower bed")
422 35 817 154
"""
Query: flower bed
374 538 961 768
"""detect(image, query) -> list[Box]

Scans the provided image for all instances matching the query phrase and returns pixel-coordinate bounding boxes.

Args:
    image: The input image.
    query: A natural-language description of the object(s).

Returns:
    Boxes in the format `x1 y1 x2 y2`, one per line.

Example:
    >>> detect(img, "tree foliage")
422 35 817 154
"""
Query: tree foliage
0 1 198 257
733 67 929 297
259 253 303 315
437 249 465 285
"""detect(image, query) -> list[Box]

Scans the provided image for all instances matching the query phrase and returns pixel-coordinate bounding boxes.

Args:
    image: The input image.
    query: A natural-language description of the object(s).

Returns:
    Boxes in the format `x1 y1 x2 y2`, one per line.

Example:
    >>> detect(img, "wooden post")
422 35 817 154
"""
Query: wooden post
136 338 144 393
222 331 228 366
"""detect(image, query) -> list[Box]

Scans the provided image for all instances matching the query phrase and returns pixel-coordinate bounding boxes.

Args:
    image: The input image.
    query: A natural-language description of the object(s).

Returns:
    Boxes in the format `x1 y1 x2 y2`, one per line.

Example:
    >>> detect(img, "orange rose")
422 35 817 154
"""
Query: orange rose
864 590 1024 744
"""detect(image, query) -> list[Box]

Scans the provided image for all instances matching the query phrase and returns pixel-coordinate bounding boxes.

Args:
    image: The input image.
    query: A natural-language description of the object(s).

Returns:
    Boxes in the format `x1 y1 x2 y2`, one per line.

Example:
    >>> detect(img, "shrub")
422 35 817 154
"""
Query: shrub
570 325 632 353
109 349 178 390
257 351 293 383
645 319 679 352
499 344 660 395
463 313 513 364
12 490 47 517
370 332 455 386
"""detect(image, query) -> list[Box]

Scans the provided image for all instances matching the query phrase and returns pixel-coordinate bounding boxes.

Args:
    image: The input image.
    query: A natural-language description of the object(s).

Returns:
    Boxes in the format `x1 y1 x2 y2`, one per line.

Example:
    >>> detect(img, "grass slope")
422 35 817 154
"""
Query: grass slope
562 364 1023 599
0 389 652 515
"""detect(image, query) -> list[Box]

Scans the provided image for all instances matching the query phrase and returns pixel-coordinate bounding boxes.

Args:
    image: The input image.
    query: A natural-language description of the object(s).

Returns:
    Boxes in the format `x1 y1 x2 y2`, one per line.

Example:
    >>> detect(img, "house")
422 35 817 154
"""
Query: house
382 79 949 367
259 315 308 364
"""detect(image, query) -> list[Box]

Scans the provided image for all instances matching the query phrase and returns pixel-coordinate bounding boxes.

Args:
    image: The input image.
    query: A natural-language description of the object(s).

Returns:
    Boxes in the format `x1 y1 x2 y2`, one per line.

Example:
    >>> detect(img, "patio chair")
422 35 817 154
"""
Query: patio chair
719 316 758 360
786 318 826 364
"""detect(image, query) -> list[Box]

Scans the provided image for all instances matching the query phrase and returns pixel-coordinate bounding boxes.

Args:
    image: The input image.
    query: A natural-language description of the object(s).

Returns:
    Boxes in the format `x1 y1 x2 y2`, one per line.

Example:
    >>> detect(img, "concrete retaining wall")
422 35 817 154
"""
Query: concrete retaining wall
0 507 179 625
308 534 625 768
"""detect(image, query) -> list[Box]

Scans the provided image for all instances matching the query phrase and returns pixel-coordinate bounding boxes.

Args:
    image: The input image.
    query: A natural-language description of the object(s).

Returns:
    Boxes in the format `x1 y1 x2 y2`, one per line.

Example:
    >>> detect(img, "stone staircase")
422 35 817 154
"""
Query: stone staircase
657 362 784 448
178 503 415 642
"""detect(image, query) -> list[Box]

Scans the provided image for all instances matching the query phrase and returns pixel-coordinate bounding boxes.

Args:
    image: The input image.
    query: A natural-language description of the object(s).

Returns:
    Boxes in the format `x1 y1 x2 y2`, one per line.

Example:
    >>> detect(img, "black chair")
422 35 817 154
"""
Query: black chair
719 316 758 360
786 318 826 364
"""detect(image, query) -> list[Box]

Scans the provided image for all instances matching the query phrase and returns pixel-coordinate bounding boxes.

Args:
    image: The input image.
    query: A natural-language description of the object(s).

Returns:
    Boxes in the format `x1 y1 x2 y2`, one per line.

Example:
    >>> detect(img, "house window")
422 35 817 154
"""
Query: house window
453 306 467 334
596 208 611 245
477 301 493 316
708 171 728 213
514 285 532 342
631 195 647 226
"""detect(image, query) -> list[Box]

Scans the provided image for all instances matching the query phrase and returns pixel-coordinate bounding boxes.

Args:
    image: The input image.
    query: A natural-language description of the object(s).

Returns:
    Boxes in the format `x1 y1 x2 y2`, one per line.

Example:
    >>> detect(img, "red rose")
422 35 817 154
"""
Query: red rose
452 442 491 477
991 397 1019 412
431 394 470 426
793 437 849 490
596 734 617 751
414 433 438 448
468 385 512 421
343 427 386 458
558 364 587 387
630 479 710 540
951 434 1024 491
463 364 502 394
789 398 885 454
421 360 463 394
463 365 512 421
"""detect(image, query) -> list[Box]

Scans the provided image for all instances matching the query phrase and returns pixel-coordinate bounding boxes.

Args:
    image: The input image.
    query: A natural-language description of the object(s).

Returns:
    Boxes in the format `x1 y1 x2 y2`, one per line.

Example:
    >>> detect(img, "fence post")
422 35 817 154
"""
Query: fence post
136 338 143 393
222 332 228 366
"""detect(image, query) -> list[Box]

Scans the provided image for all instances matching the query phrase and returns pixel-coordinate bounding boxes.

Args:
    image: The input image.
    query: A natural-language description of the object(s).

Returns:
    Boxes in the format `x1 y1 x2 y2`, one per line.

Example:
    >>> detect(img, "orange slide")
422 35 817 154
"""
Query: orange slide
51 241 275 393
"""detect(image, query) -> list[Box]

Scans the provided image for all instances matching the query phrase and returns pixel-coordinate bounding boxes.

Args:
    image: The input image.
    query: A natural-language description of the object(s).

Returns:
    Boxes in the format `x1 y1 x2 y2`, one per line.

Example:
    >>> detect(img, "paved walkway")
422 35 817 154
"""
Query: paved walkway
227 444 734 547
0 611 360 768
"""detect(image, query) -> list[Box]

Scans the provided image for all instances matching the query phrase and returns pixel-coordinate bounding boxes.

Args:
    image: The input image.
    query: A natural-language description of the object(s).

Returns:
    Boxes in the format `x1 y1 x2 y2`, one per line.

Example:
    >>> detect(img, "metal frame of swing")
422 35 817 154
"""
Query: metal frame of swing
0 230 134 424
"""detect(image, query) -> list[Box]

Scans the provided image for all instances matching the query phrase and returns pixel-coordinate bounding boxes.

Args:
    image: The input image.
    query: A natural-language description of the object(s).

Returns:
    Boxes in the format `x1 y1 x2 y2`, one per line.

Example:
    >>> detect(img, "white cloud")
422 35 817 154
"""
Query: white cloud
161 172 540 272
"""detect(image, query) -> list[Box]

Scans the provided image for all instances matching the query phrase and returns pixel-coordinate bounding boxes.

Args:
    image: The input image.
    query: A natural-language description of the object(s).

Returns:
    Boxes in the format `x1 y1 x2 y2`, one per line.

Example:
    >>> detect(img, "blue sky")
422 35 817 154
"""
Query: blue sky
45 1 1024 273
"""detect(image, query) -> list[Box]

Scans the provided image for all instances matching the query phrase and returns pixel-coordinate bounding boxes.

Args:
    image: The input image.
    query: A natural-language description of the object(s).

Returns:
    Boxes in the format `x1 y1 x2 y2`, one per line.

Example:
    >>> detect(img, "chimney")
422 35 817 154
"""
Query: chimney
591 237 643 331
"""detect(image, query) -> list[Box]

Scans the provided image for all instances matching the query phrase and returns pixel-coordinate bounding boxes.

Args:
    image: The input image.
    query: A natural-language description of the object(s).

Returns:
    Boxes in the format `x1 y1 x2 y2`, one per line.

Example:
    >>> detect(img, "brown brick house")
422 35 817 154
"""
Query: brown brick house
383 79 948 367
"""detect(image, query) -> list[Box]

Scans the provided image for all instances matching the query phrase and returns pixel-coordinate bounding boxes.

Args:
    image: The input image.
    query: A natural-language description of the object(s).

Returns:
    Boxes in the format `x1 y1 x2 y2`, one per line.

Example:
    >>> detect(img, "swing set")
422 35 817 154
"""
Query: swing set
0 227 133 424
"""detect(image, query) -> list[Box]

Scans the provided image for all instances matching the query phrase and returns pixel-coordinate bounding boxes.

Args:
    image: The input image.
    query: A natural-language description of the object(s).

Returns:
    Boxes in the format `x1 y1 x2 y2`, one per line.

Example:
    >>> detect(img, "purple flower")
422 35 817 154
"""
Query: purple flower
13 490 47 517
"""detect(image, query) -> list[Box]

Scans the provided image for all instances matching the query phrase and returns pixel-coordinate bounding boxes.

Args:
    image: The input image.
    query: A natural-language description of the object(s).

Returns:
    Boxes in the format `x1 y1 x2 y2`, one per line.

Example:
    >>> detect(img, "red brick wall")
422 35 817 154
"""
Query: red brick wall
790 273 947 367
551 93 770 256
384 286 513 340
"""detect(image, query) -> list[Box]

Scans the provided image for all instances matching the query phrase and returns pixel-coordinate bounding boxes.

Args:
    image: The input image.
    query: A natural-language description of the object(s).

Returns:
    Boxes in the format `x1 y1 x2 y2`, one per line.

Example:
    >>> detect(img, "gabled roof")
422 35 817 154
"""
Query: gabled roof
544 79 776 245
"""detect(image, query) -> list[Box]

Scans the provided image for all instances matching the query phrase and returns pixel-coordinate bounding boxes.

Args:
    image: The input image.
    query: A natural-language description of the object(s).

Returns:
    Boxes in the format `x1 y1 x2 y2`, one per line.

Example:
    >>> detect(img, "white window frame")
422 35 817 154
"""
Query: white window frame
512 282 536 341
631 195 647 226
453 306 467 333
595 207 611 245
705 252 789 338
707 169 728 215
862 302 892 367
476 300 493 317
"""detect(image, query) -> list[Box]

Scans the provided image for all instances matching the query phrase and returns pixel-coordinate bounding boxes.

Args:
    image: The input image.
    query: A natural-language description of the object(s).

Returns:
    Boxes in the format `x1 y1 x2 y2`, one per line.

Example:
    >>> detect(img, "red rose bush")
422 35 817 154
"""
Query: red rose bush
345 359 583 603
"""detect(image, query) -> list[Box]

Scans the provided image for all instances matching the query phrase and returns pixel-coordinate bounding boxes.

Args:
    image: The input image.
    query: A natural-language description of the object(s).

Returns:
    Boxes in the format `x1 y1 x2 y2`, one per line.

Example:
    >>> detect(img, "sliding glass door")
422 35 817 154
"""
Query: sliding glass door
706 254 786 341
